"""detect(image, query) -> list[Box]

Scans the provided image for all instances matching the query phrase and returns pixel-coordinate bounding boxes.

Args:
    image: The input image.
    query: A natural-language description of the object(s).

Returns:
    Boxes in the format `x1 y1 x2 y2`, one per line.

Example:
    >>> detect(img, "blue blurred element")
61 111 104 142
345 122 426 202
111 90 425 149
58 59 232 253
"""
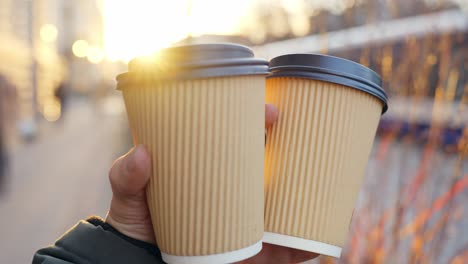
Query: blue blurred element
377 119 464 150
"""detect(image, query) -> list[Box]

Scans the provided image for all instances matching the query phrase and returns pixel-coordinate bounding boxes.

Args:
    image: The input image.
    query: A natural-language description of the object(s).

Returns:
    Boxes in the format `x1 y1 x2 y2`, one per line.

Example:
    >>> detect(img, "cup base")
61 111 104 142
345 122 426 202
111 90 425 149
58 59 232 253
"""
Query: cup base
161 240 262 264
263 232 342 258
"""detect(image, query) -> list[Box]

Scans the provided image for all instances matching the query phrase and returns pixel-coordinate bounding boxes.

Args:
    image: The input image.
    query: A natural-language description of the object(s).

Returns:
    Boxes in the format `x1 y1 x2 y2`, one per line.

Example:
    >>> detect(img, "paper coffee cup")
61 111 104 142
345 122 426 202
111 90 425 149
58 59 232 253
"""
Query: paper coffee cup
117 44 268 264
264 54 388 258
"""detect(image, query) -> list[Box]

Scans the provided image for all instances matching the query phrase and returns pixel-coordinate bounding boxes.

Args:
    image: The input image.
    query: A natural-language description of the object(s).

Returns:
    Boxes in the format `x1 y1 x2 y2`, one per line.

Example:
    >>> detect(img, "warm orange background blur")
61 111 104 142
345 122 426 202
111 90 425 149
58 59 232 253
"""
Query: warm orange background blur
0 1 466 263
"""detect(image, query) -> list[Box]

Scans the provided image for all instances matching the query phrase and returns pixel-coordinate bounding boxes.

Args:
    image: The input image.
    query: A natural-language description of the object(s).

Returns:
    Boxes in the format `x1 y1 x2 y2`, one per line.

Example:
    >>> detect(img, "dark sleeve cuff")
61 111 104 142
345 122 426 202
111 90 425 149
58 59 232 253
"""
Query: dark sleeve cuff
34 217 165 264
86 216 162 259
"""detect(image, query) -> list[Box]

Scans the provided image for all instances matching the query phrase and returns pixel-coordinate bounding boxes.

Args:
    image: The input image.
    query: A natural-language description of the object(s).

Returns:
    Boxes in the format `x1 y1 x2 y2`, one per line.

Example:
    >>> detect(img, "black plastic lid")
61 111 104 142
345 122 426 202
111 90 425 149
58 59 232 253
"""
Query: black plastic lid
117 43 269 88
269 54 388 113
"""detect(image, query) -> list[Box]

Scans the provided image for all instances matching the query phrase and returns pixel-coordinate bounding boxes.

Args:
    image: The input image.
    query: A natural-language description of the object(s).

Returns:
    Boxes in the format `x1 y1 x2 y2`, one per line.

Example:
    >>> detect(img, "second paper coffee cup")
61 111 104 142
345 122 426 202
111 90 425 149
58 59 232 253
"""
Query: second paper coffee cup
263 54 388 258
117 43 269 264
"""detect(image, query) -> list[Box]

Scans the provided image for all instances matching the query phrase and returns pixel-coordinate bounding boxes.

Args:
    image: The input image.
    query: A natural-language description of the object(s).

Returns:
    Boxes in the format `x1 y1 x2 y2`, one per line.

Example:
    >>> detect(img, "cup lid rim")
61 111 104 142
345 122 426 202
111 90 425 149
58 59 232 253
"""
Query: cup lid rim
269 53 388 114
121 43 269 81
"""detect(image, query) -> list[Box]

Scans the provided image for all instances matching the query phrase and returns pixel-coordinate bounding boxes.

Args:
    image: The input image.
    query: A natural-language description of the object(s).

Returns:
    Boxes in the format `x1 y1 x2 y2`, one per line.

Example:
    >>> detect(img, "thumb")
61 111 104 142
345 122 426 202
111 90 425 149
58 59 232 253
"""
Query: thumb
109 145 151 200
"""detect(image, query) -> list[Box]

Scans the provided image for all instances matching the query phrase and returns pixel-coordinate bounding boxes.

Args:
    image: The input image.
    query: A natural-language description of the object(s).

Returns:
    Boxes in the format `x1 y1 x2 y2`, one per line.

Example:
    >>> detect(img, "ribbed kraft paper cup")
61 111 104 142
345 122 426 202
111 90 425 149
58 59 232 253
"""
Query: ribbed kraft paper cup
264 54 388 258
117 44 268 264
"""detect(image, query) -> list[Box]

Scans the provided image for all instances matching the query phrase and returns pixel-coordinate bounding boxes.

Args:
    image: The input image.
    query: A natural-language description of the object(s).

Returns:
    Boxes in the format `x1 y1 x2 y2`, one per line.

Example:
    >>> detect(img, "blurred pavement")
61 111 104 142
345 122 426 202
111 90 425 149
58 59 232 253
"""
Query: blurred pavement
0 97 131 264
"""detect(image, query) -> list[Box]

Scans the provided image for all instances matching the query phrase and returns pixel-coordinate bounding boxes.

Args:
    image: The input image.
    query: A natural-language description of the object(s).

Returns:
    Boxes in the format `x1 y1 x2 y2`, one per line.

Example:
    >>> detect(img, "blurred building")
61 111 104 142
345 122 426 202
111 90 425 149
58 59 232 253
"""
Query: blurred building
0 0 108 138
0 0 67 134
0 0 35 128
62 0 109 94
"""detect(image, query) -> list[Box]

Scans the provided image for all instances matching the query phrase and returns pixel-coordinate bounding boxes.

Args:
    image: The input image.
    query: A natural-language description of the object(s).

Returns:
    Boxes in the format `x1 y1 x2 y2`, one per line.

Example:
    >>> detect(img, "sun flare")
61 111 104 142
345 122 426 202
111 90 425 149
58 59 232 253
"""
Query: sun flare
102 0 252 62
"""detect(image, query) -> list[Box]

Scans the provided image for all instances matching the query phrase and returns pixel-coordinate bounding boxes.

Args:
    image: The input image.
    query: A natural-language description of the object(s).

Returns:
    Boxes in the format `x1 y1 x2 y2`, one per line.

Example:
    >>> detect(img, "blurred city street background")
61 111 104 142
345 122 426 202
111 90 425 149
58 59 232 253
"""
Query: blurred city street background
0 0 467 263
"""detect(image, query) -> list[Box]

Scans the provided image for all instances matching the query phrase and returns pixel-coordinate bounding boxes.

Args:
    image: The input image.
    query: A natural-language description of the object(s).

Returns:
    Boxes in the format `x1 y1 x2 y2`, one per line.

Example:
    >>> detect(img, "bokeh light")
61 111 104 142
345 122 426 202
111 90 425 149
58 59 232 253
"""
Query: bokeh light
40 24 58 43
86 46 105 64
72 40 89 58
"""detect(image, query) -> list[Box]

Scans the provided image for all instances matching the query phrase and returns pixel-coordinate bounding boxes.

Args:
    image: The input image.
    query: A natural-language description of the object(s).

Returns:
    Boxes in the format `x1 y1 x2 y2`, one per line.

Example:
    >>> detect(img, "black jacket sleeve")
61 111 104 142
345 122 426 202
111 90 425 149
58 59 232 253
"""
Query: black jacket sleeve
33 216 165 264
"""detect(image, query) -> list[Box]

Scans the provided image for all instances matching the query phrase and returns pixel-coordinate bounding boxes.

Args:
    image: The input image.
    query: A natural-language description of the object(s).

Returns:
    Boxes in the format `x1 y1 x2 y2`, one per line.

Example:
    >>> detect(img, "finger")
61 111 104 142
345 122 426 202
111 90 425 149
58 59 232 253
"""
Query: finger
109 145 151 199
265 103 279 129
